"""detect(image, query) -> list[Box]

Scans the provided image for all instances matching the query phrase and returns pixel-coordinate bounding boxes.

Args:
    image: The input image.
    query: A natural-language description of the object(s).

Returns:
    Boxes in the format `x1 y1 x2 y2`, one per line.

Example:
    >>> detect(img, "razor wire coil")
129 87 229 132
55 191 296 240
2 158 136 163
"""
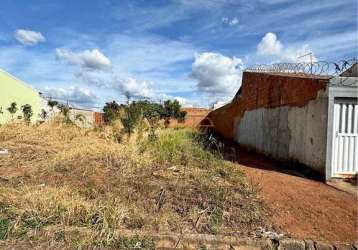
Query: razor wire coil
245 58 357 76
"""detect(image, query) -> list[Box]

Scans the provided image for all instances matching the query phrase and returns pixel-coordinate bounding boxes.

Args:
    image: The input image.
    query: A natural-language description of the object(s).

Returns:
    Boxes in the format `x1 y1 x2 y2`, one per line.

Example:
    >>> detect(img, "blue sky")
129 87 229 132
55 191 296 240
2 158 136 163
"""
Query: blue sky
0 0 356 108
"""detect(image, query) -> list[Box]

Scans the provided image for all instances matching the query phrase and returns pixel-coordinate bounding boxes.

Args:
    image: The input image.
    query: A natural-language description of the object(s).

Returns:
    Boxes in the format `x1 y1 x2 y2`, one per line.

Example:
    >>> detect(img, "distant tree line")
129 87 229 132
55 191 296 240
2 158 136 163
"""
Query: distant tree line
0 99 187 133
103 100 186 123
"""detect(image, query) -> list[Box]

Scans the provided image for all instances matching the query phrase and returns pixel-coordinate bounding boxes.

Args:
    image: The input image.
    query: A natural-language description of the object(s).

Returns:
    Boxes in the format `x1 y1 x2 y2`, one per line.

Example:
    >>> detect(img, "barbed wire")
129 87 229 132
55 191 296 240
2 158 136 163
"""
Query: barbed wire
245 58 357 78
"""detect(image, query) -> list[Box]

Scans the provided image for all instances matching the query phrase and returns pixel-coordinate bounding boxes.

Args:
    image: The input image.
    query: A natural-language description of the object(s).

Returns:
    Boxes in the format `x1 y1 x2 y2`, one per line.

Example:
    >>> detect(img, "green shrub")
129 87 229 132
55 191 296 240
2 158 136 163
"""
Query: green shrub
103 101 121 123
141 129 222 168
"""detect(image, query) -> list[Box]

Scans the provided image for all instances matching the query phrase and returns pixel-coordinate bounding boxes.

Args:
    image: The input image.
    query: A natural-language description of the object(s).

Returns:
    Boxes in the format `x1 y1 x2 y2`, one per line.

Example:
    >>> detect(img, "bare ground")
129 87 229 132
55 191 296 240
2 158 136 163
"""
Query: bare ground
235 148 357 243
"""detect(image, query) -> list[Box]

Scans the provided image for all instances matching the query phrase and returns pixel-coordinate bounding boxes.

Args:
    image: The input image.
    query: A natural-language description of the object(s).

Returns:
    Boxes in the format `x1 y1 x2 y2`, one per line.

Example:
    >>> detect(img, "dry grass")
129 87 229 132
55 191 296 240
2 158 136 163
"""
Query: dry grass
0 121 267 248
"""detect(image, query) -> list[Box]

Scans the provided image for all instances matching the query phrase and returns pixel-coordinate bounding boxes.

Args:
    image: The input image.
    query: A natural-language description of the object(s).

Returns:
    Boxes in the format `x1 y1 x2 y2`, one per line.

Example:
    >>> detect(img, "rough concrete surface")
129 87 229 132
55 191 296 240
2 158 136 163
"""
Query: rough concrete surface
235 89 328 174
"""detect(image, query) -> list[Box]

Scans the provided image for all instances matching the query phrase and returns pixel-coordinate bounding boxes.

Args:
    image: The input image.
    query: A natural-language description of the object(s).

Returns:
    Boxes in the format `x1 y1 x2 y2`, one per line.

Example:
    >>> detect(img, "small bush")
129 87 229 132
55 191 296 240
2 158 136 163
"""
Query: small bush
141 129 223 169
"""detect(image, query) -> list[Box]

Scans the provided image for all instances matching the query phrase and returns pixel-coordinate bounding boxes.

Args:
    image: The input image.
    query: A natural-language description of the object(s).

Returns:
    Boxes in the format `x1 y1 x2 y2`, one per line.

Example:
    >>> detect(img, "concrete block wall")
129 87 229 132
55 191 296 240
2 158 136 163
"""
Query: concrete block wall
240 72 329 109
169 108 210 128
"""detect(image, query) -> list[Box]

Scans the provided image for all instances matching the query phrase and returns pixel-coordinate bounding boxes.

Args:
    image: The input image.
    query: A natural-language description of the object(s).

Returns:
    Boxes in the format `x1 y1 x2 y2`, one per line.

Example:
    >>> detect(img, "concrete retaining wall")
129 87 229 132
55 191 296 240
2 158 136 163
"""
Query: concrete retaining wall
235 90 328 173
205 71 331 174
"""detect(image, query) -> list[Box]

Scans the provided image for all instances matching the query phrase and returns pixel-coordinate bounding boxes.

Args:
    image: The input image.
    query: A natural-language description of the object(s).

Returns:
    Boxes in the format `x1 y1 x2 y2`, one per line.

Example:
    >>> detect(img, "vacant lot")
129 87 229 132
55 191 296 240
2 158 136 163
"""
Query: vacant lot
0 122 266 248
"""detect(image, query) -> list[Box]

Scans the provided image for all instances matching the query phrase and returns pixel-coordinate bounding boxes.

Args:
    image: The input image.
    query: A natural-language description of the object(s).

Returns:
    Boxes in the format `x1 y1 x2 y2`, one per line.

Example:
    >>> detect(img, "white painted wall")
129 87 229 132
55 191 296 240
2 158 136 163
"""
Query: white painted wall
39 98 95 128
234 89 328 174
68 109 95 128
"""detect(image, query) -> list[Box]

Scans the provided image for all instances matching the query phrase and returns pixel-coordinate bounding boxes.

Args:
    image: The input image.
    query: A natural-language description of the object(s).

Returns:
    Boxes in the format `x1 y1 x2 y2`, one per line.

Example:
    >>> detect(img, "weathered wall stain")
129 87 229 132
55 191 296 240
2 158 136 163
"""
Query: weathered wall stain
206 72 329 140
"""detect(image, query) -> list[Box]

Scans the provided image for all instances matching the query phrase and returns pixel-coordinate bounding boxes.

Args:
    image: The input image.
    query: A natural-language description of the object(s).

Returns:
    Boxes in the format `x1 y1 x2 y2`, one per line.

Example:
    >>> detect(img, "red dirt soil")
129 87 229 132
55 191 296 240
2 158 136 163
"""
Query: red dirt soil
236 149 357 243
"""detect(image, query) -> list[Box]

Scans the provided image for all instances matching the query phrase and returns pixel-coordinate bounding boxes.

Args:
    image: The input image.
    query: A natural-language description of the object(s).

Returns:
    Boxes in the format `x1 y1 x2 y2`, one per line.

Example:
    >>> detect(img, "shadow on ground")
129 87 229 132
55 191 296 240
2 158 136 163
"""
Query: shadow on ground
209 132 324 182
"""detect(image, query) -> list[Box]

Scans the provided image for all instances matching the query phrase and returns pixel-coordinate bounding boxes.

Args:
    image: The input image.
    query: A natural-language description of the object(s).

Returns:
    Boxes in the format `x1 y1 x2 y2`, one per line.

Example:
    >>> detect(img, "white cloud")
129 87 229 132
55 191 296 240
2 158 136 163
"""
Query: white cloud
230 17 239 26
191 52 244 98
42 86 98 105
257 32 316 62
56 48 111 70
222 17 239 26
15 29 45 46
173 96 187 105
75 69 154 99
257 32 283 56
72 33 197 99
113 76 154 98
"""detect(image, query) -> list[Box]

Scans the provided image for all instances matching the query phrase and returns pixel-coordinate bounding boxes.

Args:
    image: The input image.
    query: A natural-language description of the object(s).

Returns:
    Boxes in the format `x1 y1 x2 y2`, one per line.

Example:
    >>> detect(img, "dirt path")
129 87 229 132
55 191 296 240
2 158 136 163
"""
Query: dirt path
235 149 357 243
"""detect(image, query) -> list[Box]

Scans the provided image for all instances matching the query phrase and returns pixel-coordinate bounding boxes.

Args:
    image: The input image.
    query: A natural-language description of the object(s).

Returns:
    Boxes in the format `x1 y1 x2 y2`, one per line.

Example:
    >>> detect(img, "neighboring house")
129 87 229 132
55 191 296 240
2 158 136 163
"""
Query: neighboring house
0 69 42 124
0 69 104 127
206 64 358 180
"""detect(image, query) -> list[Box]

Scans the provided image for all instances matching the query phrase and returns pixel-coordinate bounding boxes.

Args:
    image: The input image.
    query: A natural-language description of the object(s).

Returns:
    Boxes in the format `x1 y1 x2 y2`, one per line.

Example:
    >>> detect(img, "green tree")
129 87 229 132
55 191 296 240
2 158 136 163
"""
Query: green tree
0 107 3 115
177 110 187 123
57 104 71 124
21 104 33 123
162 100 187 126
103 101 121 123
120 104 139 137
47 100 58 111
7 102 18 120
163 100 180 118
142 103 162 140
